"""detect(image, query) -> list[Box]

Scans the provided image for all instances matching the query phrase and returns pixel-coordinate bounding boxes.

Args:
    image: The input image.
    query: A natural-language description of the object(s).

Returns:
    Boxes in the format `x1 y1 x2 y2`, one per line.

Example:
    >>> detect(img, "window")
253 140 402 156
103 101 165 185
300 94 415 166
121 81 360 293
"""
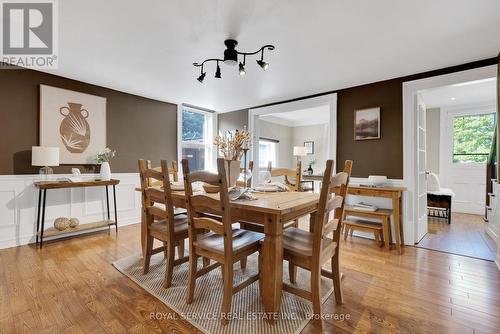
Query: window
453 113 495 163
259 138 278 168
180 106 215 172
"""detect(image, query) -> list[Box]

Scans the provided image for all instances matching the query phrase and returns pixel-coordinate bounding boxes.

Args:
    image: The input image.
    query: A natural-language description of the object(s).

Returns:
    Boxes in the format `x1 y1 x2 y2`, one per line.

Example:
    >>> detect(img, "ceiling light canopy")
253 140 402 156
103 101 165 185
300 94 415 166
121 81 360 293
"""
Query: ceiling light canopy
193 39 275 83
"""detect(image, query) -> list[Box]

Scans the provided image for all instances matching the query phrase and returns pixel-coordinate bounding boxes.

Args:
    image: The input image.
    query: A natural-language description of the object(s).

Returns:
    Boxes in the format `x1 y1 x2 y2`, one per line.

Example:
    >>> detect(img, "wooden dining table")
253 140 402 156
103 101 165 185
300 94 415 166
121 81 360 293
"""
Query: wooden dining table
135 186 320 321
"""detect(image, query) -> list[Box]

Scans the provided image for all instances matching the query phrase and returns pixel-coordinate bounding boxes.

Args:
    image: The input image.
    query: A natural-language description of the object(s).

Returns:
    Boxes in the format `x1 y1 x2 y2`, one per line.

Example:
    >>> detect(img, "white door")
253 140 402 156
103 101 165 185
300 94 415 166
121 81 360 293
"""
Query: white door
416 94 428 242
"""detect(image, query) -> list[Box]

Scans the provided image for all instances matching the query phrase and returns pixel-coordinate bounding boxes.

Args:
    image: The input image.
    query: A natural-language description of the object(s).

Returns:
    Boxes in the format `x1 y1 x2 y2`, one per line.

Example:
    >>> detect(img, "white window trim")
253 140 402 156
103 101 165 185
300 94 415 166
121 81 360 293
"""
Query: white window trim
258 138 279 168
177 104 217 175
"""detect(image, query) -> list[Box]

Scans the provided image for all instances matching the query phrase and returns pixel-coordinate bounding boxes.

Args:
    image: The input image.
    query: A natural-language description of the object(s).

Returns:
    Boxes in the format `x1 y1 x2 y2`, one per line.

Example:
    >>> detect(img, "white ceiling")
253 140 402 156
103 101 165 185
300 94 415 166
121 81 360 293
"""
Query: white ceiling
260 105 329 127
43 0 500 112
420 78 496 108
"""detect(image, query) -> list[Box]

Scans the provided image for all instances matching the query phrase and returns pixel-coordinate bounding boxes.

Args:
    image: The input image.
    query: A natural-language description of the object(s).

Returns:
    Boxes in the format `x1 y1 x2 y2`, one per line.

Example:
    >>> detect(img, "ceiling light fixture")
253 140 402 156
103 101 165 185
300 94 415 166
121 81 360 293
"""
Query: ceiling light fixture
197 64 206 83
215 61 221 78
193 39 275 82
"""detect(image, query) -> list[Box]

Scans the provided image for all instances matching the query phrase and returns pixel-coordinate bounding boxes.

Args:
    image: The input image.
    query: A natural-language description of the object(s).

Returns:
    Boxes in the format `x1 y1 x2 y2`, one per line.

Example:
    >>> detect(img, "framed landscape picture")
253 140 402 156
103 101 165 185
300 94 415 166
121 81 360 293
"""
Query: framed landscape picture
354 107 381 140
40 85 107 164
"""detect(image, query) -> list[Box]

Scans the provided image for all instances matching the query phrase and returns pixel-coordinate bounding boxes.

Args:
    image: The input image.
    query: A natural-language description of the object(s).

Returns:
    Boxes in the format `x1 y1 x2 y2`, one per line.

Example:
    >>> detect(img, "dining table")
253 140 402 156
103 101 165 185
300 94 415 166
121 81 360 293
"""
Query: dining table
135 186 320 322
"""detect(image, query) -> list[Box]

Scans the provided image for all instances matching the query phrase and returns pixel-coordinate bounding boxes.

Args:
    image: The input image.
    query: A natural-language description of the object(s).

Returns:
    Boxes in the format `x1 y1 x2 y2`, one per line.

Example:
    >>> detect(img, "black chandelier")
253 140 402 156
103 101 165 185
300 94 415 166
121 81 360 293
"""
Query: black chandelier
193 39 275 83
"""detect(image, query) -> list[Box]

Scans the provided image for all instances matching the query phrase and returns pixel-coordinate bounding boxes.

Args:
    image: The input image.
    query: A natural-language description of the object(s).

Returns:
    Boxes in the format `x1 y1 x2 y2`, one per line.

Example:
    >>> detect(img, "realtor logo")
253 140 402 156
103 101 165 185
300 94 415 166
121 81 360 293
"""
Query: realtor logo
1 0 58 69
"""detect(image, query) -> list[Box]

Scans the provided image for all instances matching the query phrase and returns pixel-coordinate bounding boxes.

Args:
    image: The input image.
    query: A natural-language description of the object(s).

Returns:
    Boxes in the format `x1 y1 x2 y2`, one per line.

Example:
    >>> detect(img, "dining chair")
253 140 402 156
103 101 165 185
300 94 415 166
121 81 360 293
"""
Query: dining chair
146 160 178 186
269 161 302 192
138 159 190 288
283 159 352 320
183 158 264 325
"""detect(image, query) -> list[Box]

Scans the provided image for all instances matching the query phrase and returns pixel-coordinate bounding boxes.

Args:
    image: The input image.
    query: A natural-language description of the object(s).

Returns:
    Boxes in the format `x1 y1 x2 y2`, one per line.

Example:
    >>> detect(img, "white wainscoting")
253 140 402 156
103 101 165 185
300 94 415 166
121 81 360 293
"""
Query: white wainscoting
0 173 142 250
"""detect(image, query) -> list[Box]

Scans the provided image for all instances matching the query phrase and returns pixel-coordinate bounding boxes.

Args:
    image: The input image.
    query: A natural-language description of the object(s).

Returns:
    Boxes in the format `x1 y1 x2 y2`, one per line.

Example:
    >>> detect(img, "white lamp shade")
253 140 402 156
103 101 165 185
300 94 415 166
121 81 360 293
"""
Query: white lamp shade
293 146 307 156
32 146 60 166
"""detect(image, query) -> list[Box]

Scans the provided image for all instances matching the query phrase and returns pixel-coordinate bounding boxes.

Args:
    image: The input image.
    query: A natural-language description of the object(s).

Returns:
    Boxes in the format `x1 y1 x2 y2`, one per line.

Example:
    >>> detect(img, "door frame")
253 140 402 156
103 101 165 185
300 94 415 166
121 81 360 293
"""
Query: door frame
402 65 497 244
248 93 337 172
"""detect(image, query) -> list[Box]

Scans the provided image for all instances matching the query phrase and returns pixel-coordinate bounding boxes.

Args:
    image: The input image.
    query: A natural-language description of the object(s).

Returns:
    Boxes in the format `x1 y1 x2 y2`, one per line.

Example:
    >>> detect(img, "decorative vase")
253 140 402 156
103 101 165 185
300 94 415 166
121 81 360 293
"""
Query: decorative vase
225 160 241 187
100 161 111 181
307 164 314 175
59 103 91 153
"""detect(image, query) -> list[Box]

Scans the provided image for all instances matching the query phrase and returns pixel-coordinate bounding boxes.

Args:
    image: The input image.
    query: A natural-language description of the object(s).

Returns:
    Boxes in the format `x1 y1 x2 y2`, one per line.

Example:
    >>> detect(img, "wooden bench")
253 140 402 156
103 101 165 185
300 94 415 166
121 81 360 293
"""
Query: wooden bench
343 206 392 250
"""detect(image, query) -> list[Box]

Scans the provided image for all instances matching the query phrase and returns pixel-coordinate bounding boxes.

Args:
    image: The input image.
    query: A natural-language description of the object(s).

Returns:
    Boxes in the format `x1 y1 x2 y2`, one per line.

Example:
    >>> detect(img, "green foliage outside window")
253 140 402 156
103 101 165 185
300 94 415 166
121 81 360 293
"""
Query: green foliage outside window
182 110 205 141
453 113 495 163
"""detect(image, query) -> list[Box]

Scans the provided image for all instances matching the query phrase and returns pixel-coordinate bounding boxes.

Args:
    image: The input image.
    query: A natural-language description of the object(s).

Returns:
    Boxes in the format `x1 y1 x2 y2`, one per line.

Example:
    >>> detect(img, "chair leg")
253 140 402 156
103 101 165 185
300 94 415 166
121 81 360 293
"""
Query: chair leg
240 257 247 270
186 254 198 304
310 264 322 319
177 240 185 258
343 226 349 241
221 263 234 325
332 253 343 304
289 261 297 284
203 257 210 267
349 229 353 237
143 235 154 274
164 242 176 288
374 231 380 245
292 218 299 228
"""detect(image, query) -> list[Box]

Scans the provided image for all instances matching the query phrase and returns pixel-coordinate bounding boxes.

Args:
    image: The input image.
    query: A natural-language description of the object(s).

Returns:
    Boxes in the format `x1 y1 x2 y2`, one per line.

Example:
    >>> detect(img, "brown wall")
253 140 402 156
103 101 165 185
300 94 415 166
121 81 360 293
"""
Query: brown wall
0 67 177 175
337 79 403 178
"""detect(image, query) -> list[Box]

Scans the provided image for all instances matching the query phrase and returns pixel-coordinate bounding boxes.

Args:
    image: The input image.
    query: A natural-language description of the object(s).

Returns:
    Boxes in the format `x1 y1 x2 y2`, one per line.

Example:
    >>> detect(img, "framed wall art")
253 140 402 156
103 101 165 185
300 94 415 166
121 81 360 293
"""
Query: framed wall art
40 85 107 164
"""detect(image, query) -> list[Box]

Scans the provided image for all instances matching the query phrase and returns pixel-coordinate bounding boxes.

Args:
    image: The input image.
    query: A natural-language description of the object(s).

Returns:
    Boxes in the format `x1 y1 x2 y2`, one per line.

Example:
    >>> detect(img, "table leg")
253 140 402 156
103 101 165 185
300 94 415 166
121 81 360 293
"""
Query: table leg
392 194 402 254
399 196 404 246
113 184 118 234
40 190 47 249
105 185 110 221
35 188 42 245
382 216 391 250
261 214 283 324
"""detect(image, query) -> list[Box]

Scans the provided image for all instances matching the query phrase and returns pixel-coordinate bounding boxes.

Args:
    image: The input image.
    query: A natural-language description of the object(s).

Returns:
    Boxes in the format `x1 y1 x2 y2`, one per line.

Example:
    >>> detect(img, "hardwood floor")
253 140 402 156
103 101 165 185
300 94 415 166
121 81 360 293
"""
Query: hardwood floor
1 222 499 333
417 213 497 261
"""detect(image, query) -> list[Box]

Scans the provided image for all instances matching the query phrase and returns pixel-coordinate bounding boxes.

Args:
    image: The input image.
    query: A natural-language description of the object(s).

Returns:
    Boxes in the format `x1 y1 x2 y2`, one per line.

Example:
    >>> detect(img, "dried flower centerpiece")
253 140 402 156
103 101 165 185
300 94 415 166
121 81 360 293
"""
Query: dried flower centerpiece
214 129 252 187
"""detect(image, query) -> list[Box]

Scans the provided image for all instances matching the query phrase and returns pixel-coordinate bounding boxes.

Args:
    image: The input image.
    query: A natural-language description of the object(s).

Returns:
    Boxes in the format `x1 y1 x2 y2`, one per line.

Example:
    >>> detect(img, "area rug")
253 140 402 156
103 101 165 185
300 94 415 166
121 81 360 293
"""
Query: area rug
113 252 333 334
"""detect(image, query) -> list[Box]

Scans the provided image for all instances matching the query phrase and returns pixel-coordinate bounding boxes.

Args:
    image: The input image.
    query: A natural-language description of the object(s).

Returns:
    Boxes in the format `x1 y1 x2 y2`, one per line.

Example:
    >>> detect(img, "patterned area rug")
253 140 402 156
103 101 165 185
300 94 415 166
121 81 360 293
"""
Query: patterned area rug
113 252 333 334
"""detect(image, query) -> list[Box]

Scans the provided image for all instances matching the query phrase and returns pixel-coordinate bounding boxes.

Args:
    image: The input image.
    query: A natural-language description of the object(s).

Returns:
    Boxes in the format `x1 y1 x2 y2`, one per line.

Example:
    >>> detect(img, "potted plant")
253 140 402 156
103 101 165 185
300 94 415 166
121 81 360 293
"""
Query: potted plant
214 129 251 187
95 147 116 181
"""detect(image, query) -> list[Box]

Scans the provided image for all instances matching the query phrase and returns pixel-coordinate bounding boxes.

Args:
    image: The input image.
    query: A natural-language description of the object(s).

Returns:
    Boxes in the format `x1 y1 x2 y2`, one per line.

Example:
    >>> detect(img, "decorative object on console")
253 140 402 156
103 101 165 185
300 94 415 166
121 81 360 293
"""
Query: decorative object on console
306 158 316 175
304 141 314 154
293 146 307 164
32 146 59 175
69 218 80 228
214 129 251 187
95 147 115 181
193 39 275 83
354 107 381 140
40 85 107 164
368 175 387 186
54 217 70 231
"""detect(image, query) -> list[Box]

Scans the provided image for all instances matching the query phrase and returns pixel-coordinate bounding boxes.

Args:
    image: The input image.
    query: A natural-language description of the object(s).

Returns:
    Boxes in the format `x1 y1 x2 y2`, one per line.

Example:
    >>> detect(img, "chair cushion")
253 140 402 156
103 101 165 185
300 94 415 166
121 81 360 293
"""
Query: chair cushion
149 214 189 236
283 227 336 258
427 173 441 192
194 228 264 255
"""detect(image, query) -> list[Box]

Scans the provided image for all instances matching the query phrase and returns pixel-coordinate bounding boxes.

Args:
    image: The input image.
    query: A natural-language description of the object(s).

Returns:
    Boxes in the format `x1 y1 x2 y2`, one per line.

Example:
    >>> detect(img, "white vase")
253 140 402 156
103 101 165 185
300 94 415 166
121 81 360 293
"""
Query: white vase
225 160 241 187
100 162 111 181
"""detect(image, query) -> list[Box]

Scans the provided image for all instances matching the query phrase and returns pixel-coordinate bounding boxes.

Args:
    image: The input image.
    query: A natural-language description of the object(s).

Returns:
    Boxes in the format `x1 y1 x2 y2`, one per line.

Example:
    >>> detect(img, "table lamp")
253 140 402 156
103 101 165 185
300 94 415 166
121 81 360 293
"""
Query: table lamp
32 146 59 175
293 146 307 163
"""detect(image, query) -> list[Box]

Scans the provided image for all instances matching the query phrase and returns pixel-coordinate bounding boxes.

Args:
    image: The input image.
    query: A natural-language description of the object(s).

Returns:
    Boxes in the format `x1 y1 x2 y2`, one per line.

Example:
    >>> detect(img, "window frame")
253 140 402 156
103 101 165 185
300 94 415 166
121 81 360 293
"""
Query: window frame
177 104 217 174
258 137 279 168
451 112 495 165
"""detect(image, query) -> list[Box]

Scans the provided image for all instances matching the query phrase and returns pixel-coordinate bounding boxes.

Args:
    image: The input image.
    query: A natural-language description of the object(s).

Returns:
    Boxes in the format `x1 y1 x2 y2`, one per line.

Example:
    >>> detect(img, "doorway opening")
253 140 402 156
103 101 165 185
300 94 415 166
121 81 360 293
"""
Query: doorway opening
406 72 497 261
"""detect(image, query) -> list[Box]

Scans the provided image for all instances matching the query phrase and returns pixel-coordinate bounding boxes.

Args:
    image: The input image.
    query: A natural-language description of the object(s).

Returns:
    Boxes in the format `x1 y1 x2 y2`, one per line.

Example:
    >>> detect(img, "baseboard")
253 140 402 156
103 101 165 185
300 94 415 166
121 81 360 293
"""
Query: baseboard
486 223 498 244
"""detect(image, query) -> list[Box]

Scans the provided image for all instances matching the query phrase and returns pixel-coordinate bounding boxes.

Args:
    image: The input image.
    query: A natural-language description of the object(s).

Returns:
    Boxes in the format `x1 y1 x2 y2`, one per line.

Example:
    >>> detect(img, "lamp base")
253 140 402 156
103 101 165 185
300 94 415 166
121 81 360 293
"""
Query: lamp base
39 166 54 175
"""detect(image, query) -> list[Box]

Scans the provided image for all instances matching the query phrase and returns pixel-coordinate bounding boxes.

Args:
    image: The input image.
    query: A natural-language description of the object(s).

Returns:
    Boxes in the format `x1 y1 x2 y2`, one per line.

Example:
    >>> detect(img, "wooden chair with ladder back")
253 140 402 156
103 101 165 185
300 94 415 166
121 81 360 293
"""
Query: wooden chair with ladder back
284 159 352 322
138 159 190 288
183 158 265 325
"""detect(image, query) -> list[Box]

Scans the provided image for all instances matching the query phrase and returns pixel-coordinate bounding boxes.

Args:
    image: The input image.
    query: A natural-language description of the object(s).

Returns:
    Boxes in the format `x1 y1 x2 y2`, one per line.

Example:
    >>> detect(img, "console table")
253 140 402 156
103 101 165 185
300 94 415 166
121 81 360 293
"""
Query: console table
33 179 120 248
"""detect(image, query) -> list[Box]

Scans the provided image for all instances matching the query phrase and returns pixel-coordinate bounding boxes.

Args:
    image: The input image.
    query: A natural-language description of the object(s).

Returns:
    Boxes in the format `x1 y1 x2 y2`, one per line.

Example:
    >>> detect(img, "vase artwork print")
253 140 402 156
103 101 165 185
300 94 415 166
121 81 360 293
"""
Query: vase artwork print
59 103 91 153
40 85 107 164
